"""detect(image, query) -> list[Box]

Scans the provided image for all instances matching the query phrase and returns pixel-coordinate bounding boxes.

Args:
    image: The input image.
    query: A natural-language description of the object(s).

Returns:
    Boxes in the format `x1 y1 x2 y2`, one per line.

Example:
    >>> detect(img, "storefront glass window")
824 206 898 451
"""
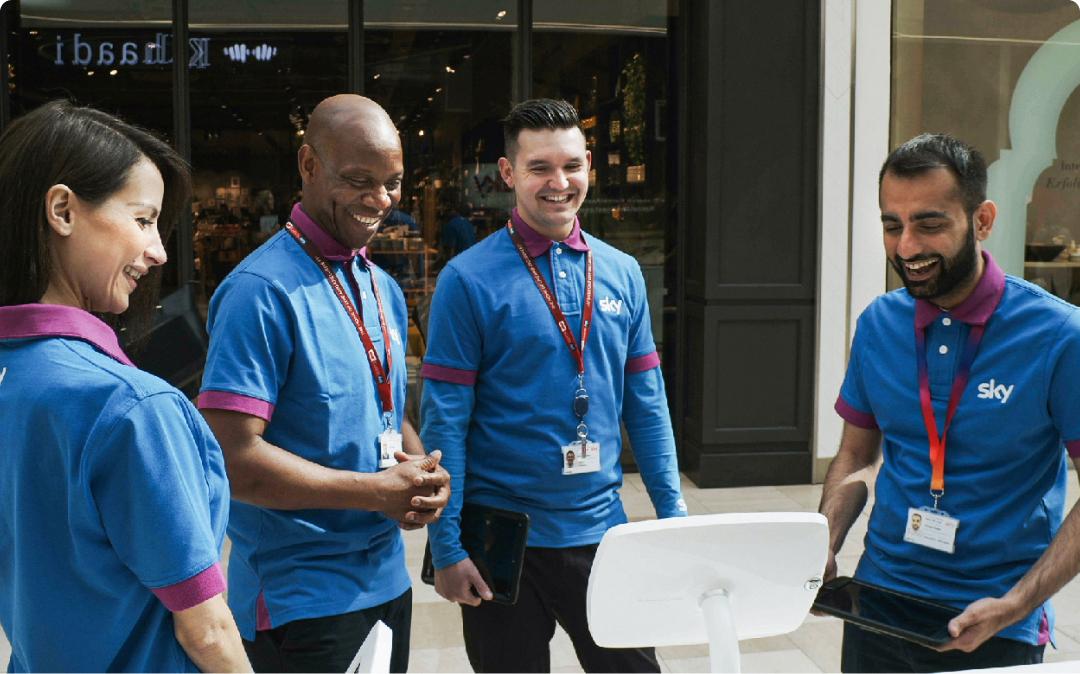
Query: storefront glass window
13 1 173 144
188 2 347 307
892 0 1080 301
533 0 674 347
364 0 516 309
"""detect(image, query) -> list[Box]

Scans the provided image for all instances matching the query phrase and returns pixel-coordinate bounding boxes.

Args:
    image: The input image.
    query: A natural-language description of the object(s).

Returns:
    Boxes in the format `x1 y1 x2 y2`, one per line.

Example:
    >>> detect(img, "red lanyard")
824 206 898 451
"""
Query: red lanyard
506 221 593 376
915 321 985 509
285 221 394 421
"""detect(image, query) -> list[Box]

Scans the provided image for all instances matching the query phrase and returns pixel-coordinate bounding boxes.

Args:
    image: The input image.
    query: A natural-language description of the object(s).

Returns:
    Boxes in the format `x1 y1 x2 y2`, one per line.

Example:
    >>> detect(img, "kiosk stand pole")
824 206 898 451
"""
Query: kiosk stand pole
699 589 741 673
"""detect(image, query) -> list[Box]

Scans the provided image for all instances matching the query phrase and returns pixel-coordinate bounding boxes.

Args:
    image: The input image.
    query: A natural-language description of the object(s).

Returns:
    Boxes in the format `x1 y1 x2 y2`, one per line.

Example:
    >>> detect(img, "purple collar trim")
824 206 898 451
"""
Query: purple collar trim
510 208 590 258
290 203 362 262
0 303 133 366
915 250 1005 329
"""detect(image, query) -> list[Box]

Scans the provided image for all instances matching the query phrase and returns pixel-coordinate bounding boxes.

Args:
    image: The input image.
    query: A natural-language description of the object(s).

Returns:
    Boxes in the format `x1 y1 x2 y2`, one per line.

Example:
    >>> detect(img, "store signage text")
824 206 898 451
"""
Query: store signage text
53 32 210 69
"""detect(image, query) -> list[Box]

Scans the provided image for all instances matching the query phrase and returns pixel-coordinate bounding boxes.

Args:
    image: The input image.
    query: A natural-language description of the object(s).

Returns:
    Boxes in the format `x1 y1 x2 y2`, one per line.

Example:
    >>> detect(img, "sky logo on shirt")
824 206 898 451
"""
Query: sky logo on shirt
0 367 6 386
389 327 401 346
599 296 623 315
976 378 1014 404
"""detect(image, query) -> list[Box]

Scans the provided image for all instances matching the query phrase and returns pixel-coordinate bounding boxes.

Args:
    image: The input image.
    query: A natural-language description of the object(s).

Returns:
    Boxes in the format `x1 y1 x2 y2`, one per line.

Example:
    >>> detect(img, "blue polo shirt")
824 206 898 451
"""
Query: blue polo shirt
836 251 1080 645
198 203 411 639
0 304 229 672
421 209 686 570
440 214 476 258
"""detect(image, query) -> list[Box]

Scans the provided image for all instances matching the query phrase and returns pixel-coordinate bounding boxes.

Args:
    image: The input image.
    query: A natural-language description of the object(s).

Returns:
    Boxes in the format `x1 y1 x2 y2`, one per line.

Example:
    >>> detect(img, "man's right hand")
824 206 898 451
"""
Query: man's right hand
809 549 838 617
374 449 450 525
434 557 493 607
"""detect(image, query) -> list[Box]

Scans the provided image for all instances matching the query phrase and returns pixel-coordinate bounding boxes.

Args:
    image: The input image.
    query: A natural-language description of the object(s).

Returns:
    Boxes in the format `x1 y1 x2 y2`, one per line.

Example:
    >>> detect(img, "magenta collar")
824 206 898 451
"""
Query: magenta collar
510 208 590 258
0 303 133 366
290 203 367 262
914 250 1005 329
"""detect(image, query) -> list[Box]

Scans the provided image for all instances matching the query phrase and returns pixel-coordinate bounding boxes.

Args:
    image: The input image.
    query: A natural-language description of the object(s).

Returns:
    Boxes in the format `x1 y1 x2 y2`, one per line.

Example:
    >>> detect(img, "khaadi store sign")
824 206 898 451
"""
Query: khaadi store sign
48 32 280 70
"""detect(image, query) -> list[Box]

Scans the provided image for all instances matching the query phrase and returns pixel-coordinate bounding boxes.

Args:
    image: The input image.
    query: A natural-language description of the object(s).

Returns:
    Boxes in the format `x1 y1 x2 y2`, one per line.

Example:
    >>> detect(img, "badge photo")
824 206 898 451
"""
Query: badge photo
562 441 600 475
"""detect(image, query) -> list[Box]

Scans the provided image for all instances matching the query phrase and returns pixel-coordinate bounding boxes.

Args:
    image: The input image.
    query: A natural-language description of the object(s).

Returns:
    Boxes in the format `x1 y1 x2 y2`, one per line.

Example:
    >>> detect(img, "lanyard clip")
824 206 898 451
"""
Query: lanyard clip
382 412 393 430
930 489 944 511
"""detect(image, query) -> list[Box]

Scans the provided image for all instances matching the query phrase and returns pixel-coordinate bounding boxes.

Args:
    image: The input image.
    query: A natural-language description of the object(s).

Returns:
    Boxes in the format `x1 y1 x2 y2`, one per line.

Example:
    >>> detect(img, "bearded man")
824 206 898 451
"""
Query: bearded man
818 133 1080 673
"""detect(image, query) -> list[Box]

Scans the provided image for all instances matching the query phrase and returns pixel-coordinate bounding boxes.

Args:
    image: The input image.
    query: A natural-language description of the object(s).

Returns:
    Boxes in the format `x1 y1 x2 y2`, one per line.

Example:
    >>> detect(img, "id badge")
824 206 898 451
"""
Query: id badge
379 429 402 469
903 506 959 554
562 441 600 475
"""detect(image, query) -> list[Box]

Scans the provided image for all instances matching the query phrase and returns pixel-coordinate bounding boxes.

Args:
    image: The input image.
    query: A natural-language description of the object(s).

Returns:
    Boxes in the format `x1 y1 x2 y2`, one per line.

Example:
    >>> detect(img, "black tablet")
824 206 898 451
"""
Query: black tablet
813 576 963 648
421 502 530 605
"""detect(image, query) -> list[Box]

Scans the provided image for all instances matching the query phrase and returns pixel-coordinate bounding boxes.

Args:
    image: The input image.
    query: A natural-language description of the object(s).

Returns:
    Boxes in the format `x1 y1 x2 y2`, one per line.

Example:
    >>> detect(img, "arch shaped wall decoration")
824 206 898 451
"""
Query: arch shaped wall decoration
985 17 1080 275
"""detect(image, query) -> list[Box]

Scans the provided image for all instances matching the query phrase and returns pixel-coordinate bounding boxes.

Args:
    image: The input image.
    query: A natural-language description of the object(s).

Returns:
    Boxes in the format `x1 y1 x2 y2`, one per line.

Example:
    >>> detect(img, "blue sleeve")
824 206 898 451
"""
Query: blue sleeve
622 264 686 518
200 271 293 407
87 393 224 589
836 314 878 429
1047 309 1080 453
421 267 483 568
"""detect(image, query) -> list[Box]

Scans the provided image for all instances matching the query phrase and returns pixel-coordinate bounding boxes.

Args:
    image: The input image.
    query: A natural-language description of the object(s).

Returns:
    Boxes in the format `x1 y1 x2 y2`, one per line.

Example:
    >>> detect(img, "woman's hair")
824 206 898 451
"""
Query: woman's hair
0 100 191 306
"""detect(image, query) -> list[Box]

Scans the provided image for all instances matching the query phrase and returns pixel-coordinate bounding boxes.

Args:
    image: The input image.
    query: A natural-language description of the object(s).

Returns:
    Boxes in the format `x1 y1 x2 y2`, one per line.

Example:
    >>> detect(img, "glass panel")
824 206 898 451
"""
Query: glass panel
364 0 515 311
891 0 1080 301
14 1 173 137
188 1 347 309
12 1 178 299
532 0 675 350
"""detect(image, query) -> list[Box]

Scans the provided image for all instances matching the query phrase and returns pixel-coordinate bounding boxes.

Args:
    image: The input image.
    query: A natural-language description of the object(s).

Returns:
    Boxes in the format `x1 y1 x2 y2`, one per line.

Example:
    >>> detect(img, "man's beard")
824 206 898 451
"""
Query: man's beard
889 221 978 301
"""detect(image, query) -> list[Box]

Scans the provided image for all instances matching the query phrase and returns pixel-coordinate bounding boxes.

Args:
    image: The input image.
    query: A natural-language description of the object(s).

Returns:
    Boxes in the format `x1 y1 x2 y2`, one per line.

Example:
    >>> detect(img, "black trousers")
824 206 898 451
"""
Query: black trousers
461 544 660 673
841 621 1044 673
244 588 412 673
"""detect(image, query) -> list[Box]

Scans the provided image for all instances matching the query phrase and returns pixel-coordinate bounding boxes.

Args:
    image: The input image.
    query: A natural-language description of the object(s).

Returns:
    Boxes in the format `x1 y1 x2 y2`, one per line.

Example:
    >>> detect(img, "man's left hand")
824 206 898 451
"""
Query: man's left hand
394 450 449 530
937 596 1022 653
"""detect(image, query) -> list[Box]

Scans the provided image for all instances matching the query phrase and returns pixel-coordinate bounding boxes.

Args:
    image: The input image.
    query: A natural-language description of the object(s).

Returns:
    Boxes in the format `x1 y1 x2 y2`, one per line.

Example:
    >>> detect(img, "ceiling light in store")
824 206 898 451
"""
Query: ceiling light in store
296 129 305 136
418 130 425 137
435 87 442 93
463 54 471 60
426 97 433 102
496 10 507 19
373 73 381 80
445 65 455 74
87 70 95 76
108 69 117 76
220 104 226 109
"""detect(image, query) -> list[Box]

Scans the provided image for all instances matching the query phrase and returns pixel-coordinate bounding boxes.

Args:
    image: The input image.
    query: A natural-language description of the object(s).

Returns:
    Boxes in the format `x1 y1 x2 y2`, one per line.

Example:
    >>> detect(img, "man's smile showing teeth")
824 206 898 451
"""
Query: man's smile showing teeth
904 259 937 271
541 194 571 204
351 212 382 226
123 266 145 281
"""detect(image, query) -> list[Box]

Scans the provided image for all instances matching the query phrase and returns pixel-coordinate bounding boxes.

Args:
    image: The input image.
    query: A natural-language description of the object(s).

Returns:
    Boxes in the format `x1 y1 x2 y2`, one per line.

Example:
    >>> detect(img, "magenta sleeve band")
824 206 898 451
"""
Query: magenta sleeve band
626 351 661 374
197 390 275 422
151 563 226 612
421 362 477 385
1066 440 1080 458
835 396 878 430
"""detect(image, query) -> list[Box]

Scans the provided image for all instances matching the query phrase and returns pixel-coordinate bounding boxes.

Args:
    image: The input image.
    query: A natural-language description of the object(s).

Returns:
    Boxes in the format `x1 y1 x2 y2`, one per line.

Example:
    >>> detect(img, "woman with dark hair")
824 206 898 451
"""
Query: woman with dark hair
0 101 249 672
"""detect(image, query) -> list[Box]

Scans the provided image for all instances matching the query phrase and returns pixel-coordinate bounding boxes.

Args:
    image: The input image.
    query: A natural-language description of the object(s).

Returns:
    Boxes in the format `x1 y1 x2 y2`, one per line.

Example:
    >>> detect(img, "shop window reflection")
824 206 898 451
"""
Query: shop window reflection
364 1 515 309
188 2 347 312
12 1 179 307
891 0 1080 301
532 0 674 348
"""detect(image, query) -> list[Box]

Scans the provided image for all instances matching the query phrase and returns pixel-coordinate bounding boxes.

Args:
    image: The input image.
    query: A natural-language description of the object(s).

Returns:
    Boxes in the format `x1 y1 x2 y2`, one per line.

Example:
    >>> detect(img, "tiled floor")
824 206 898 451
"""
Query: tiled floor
2 474 1078 672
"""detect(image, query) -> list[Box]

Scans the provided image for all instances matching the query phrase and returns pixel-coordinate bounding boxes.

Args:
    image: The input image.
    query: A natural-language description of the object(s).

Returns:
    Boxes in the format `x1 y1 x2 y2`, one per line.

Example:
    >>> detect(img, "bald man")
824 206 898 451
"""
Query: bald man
199 95 449 672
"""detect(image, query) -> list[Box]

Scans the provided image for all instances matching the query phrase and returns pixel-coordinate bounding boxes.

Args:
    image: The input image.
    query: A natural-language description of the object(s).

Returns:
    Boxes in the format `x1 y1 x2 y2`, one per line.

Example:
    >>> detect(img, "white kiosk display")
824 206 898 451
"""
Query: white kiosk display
587 512 829 673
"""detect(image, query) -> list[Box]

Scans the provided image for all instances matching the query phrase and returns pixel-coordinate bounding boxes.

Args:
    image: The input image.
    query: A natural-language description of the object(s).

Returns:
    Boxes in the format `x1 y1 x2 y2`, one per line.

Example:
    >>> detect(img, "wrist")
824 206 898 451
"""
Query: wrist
337 469 384 511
